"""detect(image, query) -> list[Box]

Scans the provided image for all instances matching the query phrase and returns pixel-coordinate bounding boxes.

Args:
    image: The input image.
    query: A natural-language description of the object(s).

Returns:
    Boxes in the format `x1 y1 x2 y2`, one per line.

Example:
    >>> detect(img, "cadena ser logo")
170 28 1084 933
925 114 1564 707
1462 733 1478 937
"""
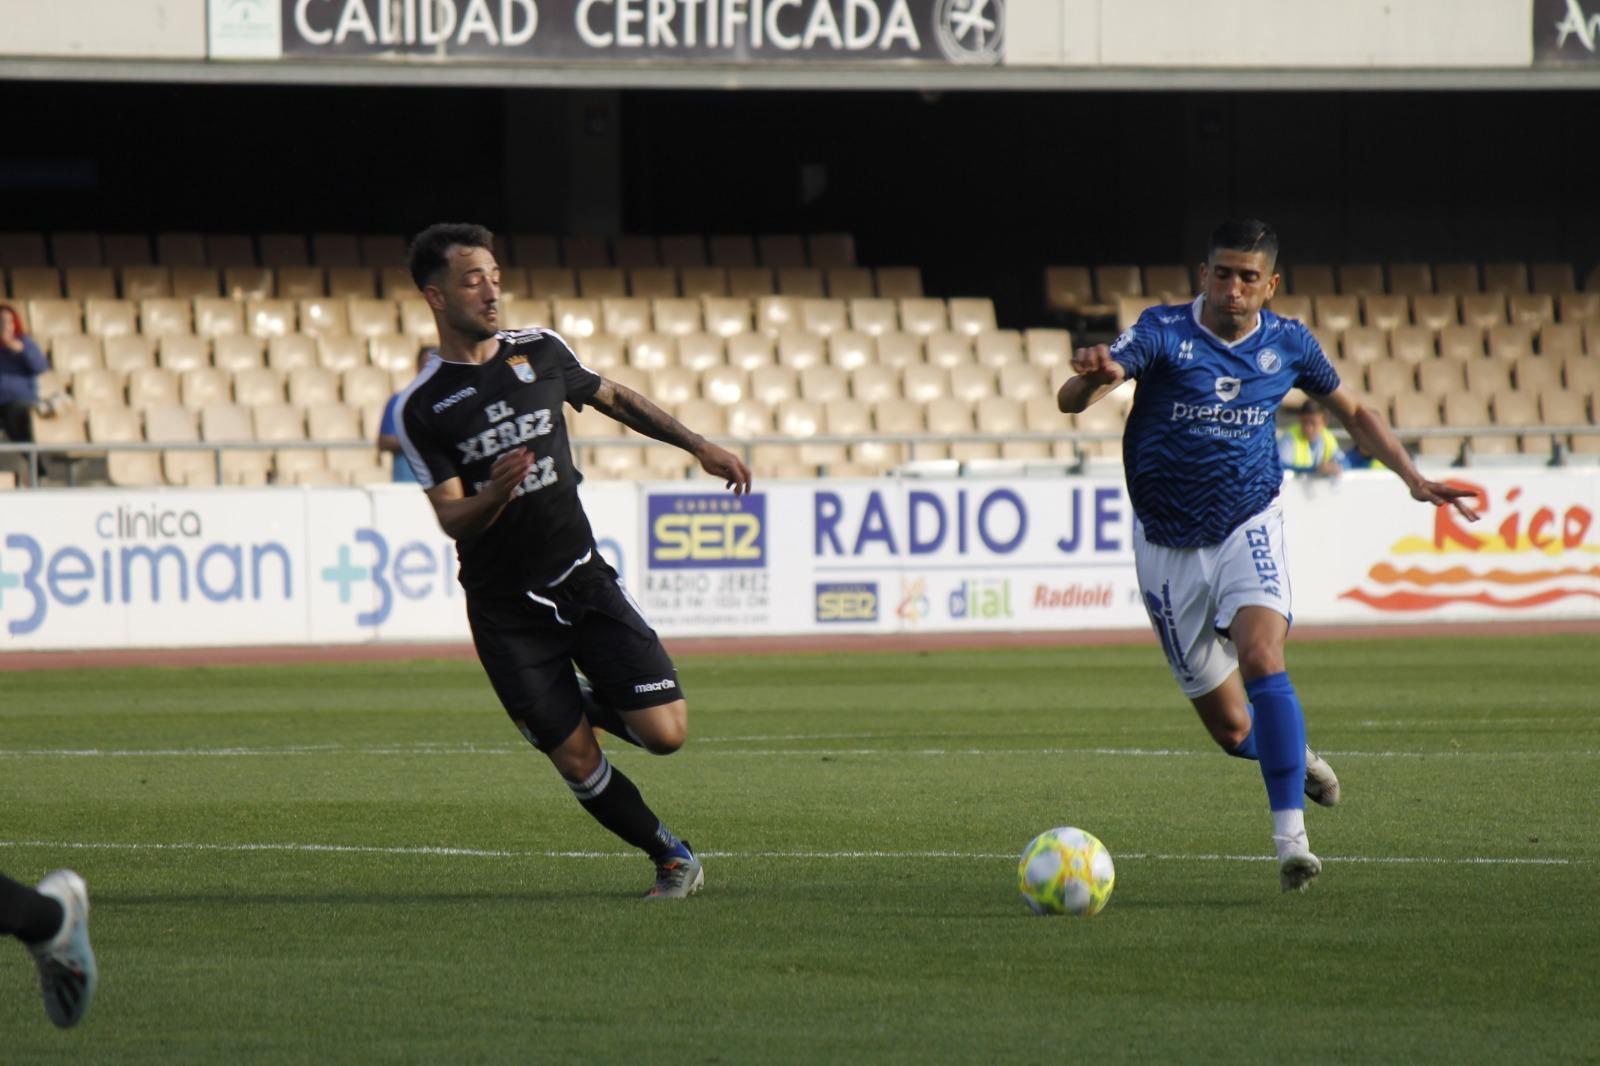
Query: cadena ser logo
1340 477 1600 612
814 581 879 623
647 493 766 570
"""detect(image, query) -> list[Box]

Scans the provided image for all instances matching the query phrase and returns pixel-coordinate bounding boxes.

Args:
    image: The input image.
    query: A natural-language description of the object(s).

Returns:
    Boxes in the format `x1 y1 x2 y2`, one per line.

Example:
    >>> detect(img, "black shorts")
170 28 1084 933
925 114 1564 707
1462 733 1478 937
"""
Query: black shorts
466 556 682 750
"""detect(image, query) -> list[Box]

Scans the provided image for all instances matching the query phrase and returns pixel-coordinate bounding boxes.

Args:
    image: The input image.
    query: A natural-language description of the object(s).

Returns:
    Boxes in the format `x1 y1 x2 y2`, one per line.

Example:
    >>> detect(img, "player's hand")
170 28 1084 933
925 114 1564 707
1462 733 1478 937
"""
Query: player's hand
695 441 752 496
1070 344 1126 387
1410 478 1480 522
488 447 535 501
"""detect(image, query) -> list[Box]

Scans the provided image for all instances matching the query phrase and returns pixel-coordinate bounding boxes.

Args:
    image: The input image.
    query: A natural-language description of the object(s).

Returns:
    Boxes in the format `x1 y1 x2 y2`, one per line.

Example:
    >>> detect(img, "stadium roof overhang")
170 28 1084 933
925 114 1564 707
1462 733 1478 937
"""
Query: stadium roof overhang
4 56 1600 91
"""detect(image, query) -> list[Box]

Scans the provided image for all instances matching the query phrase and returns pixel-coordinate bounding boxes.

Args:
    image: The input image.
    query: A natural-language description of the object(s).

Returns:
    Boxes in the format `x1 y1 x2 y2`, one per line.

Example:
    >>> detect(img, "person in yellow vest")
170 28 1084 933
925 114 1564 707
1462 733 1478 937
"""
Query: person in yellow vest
1277 400 1343 477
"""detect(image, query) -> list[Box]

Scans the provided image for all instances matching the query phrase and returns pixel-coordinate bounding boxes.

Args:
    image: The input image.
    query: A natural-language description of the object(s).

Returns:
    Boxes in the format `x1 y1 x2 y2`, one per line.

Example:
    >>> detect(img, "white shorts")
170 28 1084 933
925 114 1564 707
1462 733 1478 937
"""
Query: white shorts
1132 501 1293 699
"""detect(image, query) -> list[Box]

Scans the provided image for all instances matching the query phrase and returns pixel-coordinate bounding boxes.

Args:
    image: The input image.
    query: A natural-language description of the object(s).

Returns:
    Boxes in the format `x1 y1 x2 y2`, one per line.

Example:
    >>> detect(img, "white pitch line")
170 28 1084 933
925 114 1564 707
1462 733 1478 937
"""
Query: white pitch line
2 744 1598 760
0 840 1577 866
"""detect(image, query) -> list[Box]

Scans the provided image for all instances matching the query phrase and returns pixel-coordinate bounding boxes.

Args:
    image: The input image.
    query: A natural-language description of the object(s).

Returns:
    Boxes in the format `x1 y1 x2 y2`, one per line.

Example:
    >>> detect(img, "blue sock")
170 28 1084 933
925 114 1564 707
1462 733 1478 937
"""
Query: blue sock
1242 673 1306 811
1225 703 1258 760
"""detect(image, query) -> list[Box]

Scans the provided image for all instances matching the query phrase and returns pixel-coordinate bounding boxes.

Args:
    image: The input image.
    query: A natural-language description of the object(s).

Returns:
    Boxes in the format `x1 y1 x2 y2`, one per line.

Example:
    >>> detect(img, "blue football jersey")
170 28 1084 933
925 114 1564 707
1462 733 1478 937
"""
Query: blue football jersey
1110 297 1341 548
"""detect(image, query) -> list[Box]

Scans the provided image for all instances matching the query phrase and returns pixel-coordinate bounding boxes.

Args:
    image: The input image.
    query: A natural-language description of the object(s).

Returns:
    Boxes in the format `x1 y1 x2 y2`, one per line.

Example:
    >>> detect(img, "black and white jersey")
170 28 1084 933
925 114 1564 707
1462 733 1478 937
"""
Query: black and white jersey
396 328 603 597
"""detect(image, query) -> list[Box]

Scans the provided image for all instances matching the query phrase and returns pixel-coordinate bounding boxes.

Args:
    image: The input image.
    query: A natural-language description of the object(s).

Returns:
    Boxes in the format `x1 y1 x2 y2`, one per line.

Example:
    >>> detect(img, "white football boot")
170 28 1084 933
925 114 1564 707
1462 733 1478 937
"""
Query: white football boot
30 869 98 1028
1304 747 1342 807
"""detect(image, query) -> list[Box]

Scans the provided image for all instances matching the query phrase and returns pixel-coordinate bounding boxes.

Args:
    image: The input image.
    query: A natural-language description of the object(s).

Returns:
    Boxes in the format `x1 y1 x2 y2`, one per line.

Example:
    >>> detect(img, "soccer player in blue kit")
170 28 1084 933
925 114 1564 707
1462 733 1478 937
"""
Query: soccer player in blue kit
1059 220 1480 891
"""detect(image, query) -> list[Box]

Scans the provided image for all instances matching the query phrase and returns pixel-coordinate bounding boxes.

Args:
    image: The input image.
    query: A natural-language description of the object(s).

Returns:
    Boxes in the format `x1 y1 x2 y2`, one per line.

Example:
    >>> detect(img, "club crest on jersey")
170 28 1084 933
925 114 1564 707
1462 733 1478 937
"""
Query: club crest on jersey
1257 348 1281 373
1110 329 1134 354
508 355 536 384
1214 376 1242 402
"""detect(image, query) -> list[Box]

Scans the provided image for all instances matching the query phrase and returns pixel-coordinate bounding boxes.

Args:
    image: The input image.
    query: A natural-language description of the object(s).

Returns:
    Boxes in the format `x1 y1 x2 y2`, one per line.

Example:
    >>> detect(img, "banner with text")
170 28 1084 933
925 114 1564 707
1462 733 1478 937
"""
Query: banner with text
1 469 1594 651
222 0 1006 63
1533 0 1600 64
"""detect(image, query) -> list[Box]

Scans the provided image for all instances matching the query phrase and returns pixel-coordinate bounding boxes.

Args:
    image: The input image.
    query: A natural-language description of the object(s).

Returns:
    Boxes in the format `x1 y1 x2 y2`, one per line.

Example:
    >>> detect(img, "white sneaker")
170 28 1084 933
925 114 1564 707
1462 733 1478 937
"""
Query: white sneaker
1278 848 1323 893
1305 747 1341 807
30 869 97 1028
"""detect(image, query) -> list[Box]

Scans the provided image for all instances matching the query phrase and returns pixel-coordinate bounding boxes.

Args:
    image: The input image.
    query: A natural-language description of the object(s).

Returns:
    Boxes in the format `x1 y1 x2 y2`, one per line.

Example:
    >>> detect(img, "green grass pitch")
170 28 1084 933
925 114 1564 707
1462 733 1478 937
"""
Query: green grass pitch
1 635 1597 1064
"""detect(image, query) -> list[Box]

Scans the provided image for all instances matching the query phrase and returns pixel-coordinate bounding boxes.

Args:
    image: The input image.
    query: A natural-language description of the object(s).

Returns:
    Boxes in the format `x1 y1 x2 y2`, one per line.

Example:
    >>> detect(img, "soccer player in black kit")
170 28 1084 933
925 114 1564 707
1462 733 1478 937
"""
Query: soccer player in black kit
395 223 751 898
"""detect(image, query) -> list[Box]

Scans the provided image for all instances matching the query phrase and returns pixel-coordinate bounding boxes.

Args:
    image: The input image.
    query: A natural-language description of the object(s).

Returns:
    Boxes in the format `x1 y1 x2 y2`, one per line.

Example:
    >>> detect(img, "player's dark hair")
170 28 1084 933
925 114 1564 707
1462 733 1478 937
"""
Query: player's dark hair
1208 219 1279 271
408 223 495 290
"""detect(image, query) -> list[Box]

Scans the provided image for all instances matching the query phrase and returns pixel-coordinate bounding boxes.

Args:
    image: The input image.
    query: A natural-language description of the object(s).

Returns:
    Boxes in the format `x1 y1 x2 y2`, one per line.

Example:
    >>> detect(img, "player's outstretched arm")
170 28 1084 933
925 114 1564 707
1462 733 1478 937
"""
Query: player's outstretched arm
589 378 752 495
1318 386 1480 521
1058 344 1127 414
424 449 534 540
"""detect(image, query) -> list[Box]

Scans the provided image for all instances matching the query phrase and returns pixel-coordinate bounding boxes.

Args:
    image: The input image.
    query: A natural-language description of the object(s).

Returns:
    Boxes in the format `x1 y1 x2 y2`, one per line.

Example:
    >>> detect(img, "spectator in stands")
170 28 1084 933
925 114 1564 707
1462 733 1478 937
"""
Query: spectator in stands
377 347 438 482
0 303 48 446
1277 400 1342 477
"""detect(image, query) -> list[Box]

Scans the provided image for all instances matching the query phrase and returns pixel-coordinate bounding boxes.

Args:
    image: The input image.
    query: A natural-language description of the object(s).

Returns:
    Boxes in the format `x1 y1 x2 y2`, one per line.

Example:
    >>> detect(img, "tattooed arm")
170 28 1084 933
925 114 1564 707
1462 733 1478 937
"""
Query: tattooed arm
588 378 753 494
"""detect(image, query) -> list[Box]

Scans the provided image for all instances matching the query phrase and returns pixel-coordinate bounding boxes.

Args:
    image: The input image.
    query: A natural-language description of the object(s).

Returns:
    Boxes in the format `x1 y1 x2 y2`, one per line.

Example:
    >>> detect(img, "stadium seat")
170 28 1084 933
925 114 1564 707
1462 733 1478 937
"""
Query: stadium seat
1408 294 1456 330
31 407 87 464
649 297 702 336
1481 261 1529 294
999 363 1050 402
874 268 923 300
1514 356 1562 394
64 268 117 301
650 235 702 269
288 367 340 408
368 334 419 374
259 234 309 268
553 298 600 339
317 336 367 373
724 399 773 438
901 364 948 403
1487 324 1534 362
144 403 214 486
574 333 625 369
359 235 407 268
701 364 749 404
1366 361 1414 398
72 367 124 408
1564 355 1600 393
1044 266 1093 316
1024 329 1071 368
1389 326 1435 364
1537 323 1584 361
1341 327 1388 365
948 298 997 336
128 367 181 408
233 366 284 406
578 269 627 299
1463 360 1511 397
245 300 296 338
643 366 695 406
726 268 775 298
898 298 948 337
608 236 656 269
1528 262 1574 295
83 299 137 338
1290 264 1336 296
327 267 376 299
1338 263 1385 296
749 365 799 405
527 268 578 298
777 268 825 298
1461 294 1508 328
1508 294 1555 329
51 232 103 268
777 330 825 370
0 232 48 266
158 335 210 373
121 266 172 300
678 267 729 298
850 365 899 404
153 232 206 267
1558 292 1599 324
179 367 230 410
560 237 610 270
1391 393 1453 458
758 235 807 269
875 332 921 369
49 334 102 374
139 297 192 338
222 267 273 300
601 298 652 337
1415 360 1463 398
510 235 560 269
1539 390 1590 455
200 403 271 485
268 336 317 372
825 268 874 300
700 297 751 338
171 267 221 299
627 332 676 371
1437 326 1486 361
795 364 847 403
88 405 160 486
975 330 1024 369
826 330 874 372
102 335 155 375
10 267 63 300
925 331 974 369
1362 294 1409 330
25 298 81 338
1143 265 1192 302
1387 262 1433 296
850 299 899 337
629 267 678 299
709 236 758 269
1433 262 1480 294
1313 295 1360 331
949 365 997 402
344 298 397 338
1094 265 1143 305
674 332 722 372
276 267 325 300
807 233 855 269
755 296 801 336
1268 294 1311 323
794 298 844 337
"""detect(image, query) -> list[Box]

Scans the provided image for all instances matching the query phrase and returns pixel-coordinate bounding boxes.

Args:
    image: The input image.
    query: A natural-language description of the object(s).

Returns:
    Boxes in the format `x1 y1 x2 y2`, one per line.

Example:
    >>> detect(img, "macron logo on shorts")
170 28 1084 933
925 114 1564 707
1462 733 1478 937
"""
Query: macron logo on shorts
633 678 675 695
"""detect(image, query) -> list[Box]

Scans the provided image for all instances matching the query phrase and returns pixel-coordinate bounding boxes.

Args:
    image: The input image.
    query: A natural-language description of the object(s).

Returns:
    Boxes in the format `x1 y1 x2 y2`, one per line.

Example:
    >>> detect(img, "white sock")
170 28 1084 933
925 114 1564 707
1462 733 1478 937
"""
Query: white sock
1272 808 1308 860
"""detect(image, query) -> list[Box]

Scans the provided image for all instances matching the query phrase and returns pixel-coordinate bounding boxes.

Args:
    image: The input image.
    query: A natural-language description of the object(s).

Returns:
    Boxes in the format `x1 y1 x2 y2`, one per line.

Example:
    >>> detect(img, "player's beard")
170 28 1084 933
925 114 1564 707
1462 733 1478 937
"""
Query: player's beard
445 302 498 342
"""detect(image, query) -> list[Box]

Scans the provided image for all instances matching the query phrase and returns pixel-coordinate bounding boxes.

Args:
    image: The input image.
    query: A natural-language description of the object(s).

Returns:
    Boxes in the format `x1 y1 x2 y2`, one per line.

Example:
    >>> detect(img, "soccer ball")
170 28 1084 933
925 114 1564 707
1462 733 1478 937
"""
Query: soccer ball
1017 827 1115 917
